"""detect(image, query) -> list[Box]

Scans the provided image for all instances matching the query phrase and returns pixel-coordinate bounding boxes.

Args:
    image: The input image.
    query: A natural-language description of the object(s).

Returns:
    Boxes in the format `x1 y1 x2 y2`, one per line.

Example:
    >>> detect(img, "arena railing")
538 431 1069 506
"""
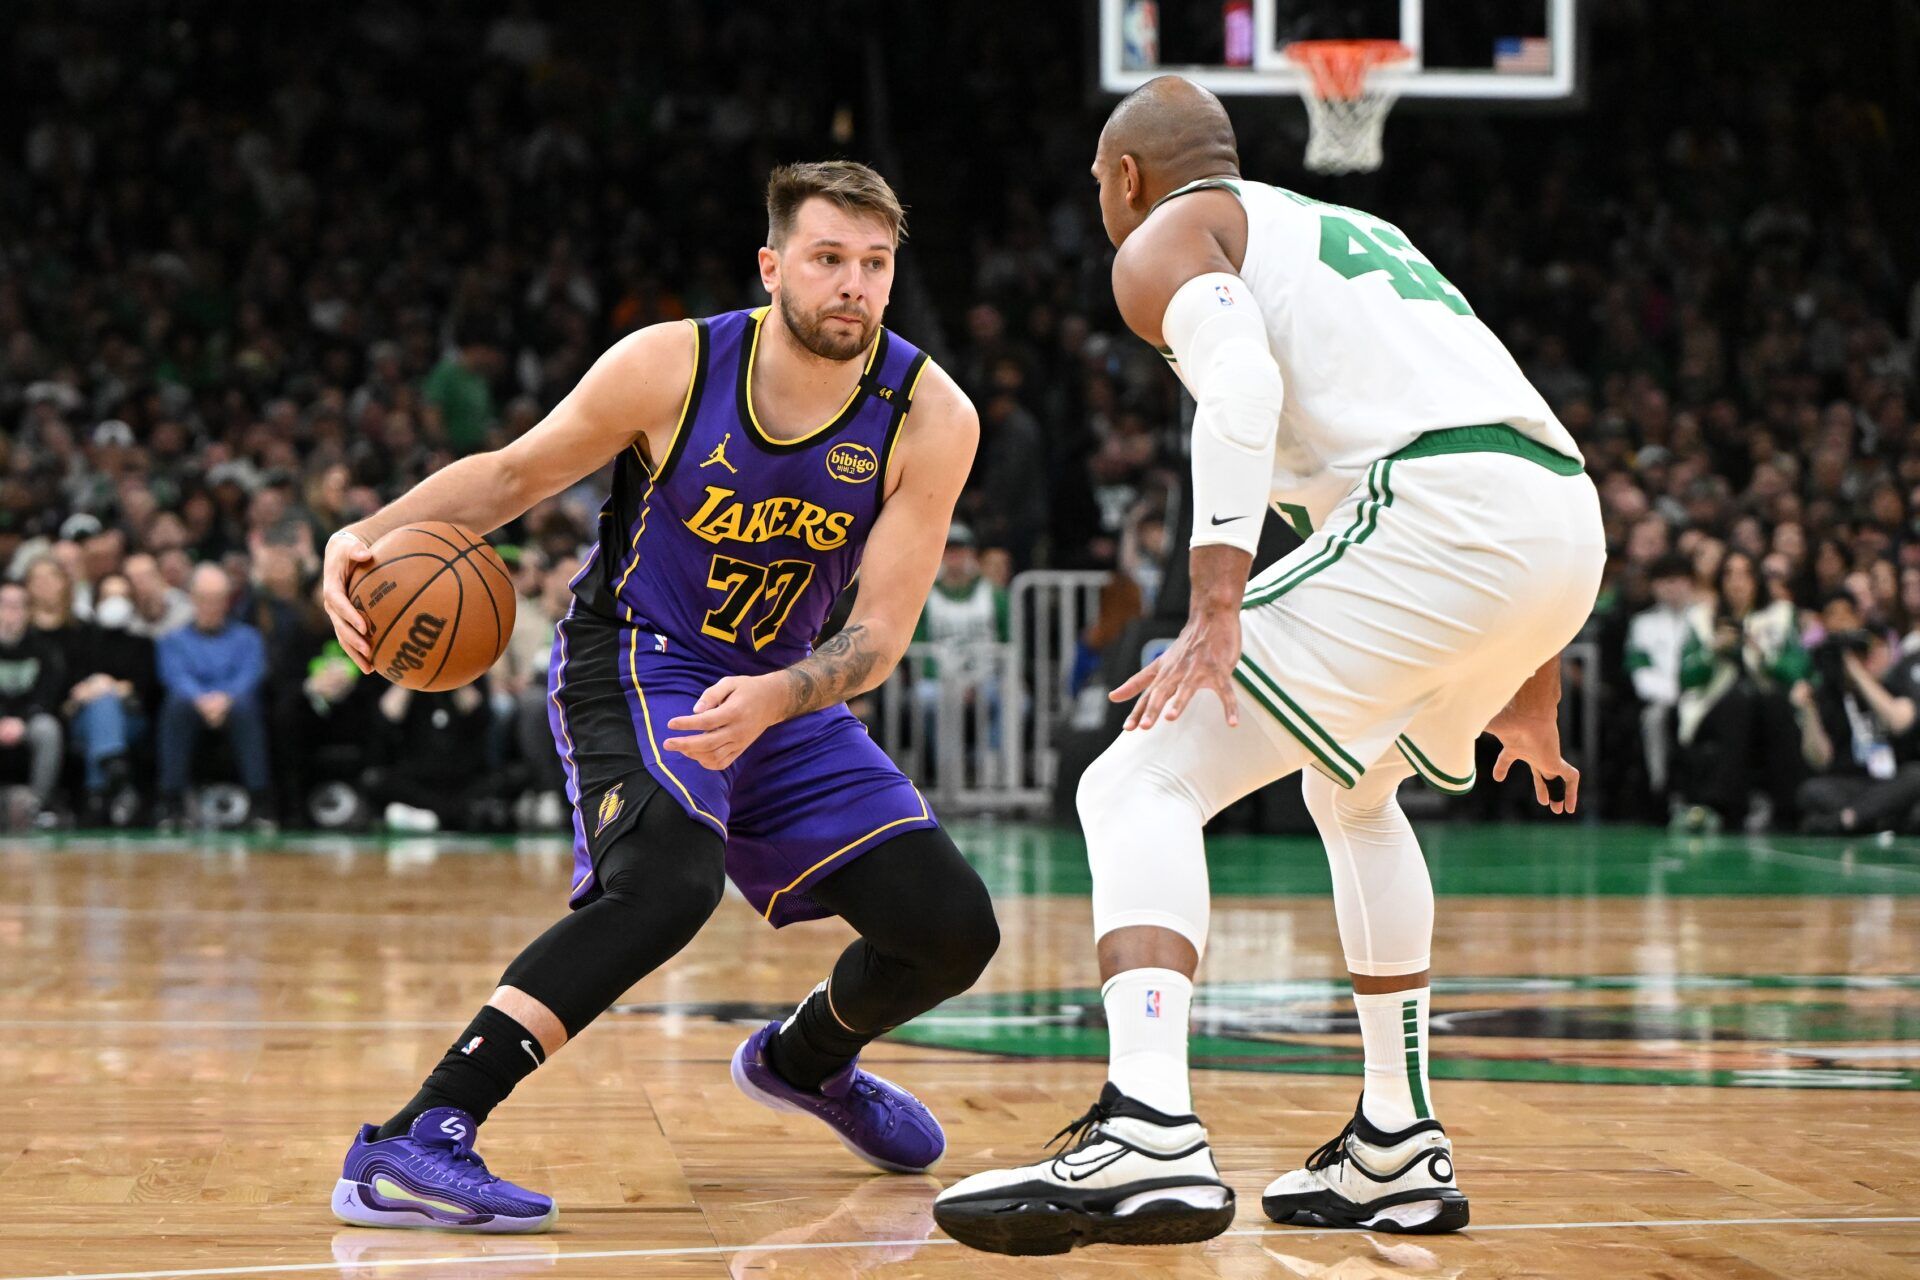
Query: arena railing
875 574 1604 820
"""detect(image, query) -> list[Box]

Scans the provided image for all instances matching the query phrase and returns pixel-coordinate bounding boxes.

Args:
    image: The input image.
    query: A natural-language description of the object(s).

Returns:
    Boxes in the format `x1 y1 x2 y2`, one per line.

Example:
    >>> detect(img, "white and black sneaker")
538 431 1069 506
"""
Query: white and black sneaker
933 1083 1234 1256
1262 1100 1468 1234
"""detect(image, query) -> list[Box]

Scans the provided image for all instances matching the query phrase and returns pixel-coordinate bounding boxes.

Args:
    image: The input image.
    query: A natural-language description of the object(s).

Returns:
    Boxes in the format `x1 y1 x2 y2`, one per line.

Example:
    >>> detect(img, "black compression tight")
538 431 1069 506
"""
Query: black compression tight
768 825 1001 1087
500 789 728 1037
384 794 998 1135
500 790 998 1060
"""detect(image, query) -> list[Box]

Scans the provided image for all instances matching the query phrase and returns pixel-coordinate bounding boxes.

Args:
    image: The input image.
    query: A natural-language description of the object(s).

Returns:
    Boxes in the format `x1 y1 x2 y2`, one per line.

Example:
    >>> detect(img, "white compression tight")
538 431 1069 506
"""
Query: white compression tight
1082 691 1433 980
1080 691 1301 958
1301 759 1433 977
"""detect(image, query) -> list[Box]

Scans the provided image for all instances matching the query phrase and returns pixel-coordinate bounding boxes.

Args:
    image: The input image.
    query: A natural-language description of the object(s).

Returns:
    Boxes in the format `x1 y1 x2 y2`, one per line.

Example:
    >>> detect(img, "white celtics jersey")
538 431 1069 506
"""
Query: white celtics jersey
1159 177 1584 532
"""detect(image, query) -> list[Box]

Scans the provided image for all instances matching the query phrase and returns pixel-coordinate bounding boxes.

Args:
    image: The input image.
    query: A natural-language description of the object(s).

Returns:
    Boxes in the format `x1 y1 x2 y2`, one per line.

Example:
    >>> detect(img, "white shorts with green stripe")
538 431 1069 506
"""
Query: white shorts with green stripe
1235 449 1604 793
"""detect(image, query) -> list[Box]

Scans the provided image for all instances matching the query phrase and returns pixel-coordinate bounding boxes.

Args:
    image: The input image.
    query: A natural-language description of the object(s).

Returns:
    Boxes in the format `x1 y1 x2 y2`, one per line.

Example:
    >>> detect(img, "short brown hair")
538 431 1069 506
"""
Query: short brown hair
765 161 907 249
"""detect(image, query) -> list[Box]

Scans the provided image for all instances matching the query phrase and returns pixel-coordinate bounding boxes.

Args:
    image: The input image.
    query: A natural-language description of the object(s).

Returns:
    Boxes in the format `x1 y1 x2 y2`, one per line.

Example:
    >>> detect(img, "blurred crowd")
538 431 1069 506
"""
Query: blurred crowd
1 3 1914 829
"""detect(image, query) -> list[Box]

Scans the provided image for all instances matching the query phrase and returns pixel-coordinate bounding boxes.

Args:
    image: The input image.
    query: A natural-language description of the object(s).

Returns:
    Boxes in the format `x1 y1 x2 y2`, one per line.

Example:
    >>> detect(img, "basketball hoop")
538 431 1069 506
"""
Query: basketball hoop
1286 39 1412 175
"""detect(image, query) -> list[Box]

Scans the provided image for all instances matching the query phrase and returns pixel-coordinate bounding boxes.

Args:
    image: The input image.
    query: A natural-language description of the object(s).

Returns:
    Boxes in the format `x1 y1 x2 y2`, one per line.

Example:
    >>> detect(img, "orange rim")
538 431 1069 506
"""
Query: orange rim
1285 39 1412 100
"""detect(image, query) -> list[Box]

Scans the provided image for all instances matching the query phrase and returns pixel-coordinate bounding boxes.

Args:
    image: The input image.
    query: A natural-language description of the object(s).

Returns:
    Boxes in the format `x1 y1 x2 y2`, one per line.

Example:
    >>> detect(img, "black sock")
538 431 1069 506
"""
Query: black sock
376 1007 546 1140
768 981 871 1091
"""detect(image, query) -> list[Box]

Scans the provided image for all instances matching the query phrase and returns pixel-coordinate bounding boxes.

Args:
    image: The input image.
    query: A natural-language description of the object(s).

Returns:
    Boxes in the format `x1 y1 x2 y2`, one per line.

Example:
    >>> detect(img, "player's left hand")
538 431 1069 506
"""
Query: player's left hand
1110 607 1241 731
665 674 782 770
1490 716 1579 815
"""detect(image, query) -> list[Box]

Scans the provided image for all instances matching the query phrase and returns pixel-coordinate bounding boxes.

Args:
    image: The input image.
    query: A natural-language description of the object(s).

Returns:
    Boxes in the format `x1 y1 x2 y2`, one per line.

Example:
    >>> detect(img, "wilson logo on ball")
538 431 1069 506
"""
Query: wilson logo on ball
825 442 879 484
384 612 448 681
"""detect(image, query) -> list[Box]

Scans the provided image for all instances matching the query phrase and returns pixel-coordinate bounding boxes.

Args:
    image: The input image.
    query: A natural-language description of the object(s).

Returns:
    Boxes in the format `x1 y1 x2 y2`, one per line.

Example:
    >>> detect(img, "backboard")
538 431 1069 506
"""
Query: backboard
1100 0 1580 102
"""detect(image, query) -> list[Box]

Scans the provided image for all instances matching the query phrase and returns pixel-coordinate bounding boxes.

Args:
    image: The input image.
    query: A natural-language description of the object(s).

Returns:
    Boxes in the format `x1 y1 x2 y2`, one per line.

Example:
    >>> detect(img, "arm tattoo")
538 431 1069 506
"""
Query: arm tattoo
780 623 882 718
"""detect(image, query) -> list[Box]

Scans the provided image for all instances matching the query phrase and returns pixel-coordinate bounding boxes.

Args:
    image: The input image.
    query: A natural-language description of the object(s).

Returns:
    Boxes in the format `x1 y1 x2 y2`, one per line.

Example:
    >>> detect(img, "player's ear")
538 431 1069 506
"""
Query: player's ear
1120 154 1142 208
757 245 780 295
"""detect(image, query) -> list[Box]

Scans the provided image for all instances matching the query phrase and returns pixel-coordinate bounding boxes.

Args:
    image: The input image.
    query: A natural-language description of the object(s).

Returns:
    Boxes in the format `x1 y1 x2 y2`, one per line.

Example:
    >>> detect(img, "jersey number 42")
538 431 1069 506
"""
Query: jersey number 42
1317 216 1472 316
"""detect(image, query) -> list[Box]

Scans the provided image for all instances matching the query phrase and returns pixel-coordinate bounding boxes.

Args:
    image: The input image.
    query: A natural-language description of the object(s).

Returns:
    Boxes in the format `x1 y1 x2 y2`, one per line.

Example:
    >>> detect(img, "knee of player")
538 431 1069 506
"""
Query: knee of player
919 881 1000 990
1075 745 1154 828
1303 769 1400 830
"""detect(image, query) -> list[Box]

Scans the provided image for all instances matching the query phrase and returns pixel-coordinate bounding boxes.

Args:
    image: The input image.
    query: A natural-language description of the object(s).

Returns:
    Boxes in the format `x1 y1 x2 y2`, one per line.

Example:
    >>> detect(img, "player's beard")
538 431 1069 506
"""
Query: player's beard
779 291 876 363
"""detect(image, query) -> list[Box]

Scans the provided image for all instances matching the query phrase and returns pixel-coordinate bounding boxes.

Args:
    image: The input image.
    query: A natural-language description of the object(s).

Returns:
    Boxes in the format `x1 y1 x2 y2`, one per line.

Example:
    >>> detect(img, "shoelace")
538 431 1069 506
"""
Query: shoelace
440 1136 499 1187
1047 1094 1119 1156
1304 1116 1357 1174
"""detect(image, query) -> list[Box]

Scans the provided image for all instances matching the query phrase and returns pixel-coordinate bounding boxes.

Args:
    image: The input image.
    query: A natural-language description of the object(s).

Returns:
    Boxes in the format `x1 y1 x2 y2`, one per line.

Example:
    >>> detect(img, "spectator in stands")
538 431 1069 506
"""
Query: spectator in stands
1625 554 1697 806
421 328 504 455
26 557 155 823
124 553 192 638
0 581 64 825
1671 551 1817 830
155 565 272 828
913 523 1010 768
1799 591 1920 835
363 685 497 833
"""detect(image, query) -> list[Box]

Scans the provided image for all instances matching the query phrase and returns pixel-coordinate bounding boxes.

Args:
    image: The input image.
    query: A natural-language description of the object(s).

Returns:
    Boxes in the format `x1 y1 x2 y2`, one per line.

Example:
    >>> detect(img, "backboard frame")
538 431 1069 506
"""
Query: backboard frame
1099 0 1581 102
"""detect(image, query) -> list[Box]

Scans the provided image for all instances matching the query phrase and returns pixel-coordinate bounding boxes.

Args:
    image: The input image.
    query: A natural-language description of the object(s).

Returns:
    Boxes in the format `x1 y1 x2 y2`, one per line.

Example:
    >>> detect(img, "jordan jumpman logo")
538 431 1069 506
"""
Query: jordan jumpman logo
701 432 738 474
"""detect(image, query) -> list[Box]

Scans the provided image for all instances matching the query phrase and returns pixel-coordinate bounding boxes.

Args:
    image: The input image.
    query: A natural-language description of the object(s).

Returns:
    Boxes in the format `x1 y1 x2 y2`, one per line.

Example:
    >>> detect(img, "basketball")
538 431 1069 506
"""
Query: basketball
347 522 515 692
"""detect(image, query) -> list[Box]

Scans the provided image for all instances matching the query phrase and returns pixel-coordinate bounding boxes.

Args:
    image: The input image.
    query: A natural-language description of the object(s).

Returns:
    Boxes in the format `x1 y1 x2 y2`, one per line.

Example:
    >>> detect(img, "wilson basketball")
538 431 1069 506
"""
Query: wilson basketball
348 522 516 692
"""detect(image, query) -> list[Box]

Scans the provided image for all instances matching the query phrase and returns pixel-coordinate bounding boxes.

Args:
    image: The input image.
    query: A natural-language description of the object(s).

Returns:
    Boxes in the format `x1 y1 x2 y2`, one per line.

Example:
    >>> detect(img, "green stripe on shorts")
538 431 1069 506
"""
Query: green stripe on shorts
1233 658 1365 785
1244 461 1395 609
1397 734 1475 794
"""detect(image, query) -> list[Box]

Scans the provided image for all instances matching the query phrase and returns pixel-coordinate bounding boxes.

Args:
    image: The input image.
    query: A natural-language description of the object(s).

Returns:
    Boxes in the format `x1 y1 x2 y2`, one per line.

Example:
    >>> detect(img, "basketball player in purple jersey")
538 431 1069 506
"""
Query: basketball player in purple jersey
318 163 994 1233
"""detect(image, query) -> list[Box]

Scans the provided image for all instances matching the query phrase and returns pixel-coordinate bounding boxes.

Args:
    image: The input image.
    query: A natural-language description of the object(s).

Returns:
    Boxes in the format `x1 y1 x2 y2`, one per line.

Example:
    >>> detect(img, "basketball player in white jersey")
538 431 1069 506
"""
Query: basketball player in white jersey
935 76 1603 1255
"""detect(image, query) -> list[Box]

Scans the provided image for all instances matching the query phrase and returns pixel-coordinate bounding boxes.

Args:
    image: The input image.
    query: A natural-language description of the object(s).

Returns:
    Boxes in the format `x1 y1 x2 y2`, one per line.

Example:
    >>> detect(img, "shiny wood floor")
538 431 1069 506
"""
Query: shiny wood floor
3 826 1918 1278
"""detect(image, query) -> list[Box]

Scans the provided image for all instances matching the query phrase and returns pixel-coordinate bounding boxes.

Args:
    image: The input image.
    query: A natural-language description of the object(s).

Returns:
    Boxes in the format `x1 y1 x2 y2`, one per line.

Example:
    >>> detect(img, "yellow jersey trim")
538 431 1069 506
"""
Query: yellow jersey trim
740 306 882 448
610 473 656 610
627 628 729 836
760 786 931 921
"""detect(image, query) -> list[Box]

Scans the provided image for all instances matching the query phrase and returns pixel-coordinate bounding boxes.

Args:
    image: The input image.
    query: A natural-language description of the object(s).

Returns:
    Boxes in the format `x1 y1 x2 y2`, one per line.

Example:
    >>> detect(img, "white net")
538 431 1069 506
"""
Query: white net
1290 41 1410 175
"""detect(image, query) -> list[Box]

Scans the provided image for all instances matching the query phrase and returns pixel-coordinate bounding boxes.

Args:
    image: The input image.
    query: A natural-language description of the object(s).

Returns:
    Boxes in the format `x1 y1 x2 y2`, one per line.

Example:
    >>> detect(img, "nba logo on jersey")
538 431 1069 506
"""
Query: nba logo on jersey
1213 283 1234 306
1145 989 1162 1018
460 1035 484 1055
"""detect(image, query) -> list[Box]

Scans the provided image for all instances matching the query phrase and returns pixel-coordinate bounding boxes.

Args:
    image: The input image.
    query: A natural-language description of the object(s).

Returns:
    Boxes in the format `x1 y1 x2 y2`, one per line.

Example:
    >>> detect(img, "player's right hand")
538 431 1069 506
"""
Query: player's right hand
323 529 377 673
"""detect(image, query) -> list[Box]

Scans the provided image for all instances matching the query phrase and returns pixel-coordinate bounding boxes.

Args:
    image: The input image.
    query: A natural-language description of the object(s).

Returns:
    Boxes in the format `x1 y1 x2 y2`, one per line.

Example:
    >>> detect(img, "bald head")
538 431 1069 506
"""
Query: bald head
189 562 232 632
1101 76 1239 194
1092 76 1240 247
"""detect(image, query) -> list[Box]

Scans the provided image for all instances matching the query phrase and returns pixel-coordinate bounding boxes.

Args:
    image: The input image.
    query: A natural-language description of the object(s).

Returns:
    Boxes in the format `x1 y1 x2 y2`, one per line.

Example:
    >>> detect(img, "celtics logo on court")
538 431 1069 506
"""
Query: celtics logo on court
826 441 880 485
620 974 1920 1091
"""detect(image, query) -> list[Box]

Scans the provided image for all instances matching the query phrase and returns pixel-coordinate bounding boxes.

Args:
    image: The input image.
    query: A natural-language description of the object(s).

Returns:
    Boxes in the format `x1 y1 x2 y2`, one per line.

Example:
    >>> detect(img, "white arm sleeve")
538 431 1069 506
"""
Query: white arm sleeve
1161 272 1284 556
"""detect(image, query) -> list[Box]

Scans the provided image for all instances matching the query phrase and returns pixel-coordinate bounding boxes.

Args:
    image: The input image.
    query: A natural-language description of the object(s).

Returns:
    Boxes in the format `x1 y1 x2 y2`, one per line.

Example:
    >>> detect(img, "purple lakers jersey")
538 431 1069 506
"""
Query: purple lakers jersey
571 307 930 673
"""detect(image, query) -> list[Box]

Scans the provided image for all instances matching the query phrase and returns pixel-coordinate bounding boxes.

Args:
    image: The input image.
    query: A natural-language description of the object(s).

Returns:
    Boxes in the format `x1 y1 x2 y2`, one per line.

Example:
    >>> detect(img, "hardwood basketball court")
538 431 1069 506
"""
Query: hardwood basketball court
4 823 1917 1277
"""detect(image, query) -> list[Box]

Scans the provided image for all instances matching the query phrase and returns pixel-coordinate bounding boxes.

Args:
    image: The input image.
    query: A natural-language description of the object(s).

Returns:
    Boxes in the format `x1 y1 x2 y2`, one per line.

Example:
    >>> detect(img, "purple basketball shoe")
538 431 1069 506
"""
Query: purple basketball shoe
331 1107 556 1233
731 1021 945 1173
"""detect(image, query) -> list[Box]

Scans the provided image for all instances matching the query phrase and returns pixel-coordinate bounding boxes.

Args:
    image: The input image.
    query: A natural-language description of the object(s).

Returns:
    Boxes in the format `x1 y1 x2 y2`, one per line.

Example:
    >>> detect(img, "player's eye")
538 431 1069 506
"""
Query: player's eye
820 254 839 266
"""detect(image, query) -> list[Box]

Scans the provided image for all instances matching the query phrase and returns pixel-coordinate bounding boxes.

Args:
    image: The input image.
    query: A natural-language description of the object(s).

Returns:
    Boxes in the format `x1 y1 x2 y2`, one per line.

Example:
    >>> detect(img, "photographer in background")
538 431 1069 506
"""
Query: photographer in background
1798 591 1920 835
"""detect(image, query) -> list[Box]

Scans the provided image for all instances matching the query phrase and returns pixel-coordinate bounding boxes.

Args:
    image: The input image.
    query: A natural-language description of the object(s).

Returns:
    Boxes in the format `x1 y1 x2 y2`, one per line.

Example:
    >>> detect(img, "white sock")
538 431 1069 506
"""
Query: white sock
1103 968 1193 1116
1355 986 1432 1133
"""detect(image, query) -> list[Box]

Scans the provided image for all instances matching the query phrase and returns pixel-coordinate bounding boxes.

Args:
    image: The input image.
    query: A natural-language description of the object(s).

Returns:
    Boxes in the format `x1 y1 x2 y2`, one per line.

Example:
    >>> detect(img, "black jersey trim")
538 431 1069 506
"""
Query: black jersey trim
875 352 932 513
649 318 710 486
